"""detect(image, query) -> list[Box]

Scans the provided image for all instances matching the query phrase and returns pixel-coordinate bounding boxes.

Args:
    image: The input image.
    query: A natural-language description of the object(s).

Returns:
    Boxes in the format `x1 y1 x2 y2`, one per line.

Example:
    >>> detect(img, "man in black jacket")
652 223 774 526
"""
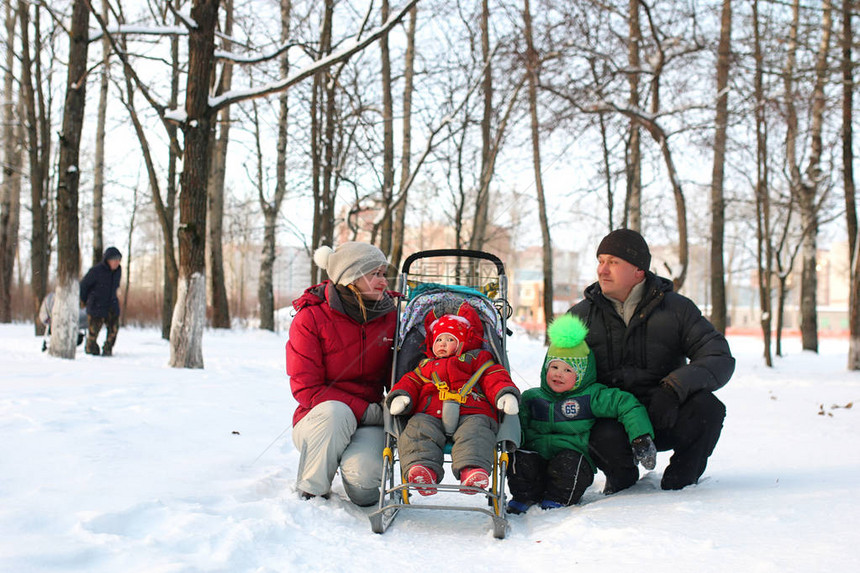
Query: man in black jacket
569 229 734 491
80 247 123 356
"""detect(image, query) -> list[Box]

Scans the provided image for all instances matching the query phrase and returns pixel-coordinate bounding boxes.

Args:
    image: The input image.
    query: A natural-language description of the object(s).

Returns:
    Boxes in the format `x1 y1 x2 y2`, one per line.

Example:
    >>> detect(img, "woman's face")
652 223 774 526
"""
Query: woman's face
352 265 389 301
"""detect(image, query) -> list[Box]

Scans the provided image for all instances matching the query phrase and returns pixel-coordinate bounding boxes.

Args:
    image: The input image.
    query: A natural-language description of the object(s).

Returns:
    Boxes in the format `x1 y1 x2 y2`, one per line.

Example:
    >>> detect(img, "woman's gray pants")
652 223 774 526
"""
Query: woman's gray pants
292 400 384 506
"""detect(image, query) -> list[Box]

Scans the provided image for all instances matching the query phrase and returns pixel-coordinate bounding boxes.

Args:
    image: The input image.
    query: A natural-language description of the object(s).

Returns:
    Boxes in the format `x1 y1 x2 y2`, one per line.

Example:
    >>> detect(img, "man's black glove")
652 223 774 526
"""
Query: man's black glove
647 384 680 430
631 435 656 470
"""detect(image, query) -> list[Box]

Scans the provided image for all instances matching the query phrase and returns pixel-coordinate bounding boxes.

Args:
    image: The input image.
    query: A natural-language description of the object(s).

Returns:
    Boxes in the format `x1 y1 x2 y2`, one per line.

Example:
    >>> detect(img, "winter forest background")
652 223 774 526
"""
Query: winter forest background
0 0 859 369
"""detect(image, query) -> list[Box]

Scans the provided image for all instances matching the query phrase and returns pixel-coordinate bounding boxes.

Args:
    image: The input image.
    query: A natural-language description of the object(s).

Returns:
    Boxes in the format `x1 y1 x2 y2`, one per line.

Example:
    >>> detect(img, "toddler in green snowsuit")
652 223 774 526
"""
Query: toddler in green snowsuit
507 314 656 513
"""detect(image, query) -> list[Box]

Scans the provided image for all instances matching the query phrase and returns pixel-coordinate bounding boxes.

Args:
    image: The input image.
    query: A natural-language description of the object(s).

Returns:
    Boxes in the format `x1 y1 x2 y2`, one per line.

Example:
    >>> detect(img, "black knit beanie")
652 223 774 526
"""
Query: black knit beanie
596 229 651 270
103 246 122 261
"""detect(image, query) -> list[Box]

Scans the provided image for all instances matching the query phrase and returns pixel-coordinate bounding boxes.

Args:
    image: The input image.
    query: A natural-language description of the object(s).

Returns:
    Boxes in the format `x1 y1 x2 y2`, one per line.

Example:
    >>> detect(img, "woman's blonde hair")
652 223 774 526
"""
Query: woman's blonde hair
346 283 368 322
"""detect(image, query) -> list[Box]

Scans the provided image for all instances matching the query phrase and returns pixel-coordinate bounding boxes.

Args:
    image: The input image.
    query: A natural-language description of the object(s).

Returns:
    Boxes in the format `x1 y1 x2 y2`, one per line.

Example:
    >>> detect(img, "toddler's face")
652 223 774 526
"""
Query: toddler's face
546 360 578 393
433 333 460 358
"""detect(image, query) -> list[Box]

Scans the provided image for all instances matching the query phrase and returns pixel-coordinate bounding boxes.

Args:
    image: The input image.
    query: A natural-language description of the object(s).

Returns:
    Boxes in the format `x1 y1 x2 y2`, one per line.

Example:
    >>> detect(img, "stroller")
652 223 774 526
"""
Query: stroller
369 249 520 539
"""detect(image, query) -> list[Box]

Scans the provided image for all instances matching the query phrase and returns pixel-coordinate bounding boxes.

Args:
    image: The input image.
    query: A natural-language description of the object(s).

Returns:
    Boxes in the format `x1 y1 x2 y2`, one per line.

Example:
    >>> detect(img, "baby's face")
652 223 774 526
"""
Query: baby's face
546 360 578 393
433 333 460 358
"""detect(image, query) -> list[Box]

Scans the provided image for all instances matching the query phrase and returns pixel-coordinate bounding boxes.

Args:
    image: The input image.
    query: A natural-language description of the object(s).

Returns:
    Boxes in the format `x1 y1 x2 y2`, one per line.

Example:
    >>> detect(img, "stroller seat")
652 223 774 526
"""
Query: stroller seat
369 250 520 539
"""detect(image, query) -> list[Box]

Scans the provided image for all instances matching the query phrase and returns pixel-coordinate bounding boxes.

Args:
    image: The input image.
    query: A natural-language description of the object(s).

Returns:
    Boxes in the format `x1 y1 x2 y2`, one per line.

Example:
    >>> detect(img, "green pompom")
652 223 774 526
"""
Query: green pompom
547 314 588 349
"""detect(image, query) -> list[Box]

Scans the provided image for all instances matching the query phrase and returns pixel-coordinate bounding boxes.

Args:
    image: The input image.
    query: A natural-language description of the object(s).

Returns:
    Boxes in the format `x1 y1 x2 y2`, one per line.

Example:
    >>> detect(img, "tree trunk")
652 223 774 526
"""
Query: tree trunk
798 0 832 353
310 0 335 283
709 0 731 334
206 0 233 329
753 0 773 366
259 0 291 332
169 0 220 369
1 0 21 323
625 0 642 231
49 0 89 359
377 0 394 255
163 6 181 340
845 0 859 369
469 0 493 250
843 0 857 260
122 186 138 327
391 5 416 272
19 1 50 334
524 0 553 340
91 0 110 267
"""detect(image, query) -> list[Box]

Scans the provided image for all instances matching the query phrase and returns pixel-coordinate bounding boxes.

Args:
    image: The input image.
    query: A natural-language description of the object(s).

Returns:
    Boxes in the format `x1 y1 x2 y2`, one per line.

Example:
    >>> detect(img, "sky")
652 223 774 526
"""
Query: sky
1 321 859 572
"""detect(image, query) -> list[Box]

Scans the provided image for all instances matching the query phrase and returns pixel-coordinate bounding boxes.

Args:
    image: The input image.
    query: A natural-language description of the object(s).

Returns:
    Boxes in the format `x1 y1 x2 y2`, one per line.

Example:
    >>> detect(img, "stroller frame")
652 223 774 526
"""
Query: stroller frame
369 250 520 539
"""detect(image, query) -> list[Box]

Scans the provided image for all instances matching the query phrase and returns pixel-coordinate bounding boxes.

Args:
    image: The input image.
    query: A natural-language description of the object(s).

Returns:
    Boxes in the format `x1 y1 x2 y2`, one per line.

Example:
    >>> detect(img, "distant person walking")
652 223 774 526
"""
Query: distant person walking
80 247 122 356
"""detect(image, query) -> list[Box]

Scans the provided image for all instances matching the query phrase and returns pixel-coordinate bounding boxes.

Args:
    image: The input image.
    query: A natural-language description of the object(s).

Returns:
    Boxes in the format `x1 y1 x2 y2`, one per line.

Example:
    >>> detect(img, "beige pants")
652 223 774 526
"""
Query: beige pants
292 400 384 506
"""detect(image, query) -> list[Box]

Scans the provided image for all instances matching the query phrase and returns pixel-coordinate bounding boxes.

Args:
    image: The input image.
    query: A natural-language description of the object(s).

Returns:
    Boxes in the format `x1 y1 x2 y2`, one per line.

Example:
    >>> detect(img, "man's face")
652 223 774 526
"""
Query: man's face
108 259 121 271
597 254 644 302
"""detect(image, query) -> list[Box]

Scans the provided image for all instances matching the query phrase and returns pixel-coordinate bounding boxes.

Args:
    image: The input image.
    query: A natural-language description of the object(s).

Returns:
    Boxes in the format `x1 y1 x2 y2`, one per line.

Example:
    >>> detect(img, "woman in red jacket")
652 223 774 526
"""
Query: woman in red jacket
286 242 397 506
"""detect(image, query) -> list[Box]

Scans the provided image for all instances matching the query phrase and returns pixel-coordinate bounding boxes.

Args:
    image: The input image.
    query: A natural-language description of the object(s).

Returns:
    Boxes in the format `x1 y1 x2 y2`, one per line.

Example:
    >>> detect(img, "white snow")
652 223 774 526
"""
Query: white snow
1 324 858 572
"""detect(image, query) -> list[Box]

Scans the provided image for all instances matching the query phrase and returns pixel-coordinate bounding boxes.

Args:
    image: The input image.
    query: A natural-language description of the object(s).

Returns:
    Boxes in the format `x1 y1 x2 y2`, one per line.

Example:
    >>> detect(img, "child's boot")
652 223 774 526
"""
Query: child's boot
460 467 489 493
506 499 534 514
407 464 437 496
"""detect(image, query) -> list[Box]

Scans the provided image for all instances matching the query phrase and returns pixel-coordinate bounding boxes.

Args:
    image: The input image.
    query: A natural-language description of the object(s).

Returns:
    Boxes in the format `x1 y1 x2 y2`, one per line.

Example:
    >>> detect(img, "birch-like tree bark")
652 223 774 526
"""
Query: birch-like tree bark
49 0 90 359
169 0 220 368
91 0 110 267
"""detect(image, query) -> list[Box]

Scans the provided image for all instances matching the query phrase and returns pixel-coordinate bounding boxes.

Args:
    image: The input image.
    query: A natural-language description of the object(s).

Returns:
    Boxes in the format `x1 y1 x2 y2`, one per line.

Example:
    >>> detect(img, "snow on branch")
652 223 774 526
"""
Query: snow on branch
208 0 419 111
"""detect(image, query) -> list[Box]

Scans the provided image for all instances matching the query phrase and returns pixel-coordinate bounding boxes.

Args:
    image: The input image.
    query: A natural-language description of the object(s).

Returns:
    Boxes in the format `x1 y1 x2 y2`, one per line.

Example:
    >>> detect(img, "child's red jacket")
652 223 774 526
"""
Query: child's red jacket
388 349 519 422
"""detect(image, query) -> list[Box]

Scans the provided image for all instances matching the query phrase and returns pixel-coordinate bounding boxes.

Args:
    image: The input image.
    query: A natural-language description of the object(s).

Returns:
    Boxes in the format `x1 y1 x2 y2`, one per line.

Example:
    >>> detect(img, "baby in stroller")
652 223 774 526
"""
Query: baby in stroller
385 301 520 495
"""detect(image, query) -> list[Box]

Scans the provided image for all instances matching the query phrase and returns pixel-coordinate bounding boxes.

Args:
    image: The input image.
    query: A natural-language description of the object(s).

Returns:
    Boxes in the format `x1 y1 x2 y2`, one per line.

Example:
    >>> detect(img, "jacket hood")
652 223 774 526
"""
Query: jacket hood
291 282 329 312
539 350 598 397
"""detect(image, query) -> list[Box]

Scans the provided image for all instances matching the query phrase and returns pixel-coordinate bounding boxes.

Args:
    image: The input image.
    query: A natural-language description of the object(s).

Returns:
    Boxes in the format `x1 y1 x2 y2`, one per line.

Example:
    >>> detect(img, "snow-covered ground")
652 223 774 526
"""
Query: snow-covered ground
1 323 858 572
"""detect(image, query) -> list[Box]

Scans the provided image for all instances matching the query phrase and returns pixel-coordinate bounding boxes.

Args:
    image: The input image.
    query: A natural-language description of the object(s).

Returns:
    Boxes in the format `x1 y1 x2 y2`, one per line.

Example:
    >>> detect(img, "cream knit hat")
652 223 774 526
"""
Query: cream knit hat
313 242 389 285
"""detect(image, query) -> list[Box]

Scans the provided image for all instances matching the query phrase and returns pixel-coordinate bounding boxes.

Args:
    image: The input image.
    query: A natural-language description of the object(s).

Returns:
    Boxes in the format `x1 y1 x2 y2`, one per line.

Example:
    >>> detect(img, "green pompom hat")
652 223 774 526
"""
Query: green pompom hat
542 314 596 392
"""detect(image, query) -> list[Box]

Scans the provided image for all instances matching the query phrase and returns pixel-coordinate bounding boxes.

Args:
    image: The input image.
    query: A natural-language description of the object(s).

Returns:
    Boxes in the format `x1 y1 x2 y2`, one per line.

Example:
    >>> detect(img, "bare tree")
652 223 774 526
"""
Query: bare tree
468 0 493 250
91 0 110 266
258 0 291 332
523 0 553 338
784 0 833 353
49 0 90 359
206 0 233 329
122 184 138 326
1 0 21 323
167 0 220 368
19 0 52 334
709 0 732 334
625 0 642 231
390 4 416 271
844 0 859 369
752 0 774 366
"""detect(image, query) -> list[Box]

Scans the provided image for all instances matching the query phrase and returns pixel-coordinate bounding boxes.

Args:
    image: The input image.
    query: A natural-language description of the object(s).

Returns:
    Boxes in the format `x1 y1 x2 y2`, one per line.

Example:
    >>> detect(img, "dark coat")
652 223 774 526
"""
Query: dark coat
286 281 397 427
568 272 734 407
80 258 121 318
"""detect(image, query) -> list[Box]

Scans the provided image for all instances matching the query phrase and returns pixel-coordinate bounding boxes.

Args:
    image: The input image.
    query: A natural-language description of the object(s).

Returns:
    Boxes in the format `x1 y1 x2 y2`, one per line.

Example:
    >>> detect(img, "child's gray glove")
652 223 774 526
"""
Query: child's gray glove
496 394 519 415
631 435 657 470
389 395 411 415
